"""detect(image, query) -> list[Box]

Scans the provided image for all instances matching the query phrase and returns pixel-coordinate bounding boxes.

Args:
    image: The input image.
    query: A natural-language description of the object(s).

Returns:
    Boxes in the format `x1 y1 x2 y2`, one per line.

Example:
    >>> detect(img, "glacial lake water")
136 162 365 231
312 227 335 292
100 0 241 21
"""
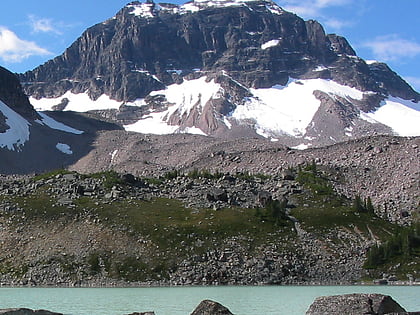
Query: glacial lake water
0 286 419 315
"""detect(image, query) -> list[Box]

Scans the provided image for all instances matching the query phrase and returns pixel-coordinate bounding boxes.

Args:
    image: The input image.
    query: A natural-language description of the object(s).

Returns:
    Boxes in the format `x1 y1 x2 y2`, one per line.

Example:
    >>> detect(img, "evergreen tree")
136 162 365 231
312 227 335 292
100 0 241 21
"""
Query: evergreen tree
353 195 365 212
365 196 374 214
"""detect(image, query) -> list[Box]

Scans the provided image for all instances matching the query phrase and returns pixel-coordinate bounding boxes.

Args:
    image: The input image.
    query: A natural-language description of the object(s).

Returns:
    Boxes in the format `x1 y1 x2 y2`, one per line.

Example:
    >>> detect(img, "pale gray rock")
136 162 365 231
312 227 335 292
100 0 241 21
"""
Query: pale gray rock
190 300 234 315
306 293 407 315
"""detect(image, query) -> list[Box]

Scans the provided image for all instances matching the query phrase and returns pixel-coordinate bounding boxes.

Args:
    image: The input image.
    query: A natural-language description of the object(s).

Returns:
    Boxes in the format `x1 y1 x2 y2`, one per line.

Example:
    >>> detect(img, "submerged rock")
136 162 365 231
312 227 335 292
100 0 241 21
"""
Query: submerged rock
190 300 234 315
306 293 408 315
0 309 63 315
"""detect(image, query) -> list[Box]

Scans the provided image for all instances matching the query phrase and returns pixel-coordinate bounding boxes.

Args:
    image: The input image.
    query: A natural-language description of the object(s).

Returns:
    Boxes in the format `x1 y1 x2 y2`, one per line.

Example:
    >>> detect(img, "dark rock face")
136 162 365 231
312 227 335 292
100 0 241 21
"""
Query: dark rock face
0 309 63 315
190 300 234 315
306 293 408 315
0 67 37 120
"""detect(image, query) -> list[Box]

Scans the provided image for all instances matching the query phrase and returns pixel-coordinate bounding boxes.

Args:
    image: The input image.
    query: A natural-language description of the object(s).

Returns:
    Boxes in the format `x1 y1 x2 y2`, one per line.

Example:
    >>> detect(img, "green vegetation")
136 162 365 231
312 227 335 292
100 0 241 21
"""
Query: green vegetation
364 224 420 272
186 168 223 180
292 162 396 239
32 169 74 181
296 162 335 196
255 199 289 226
353 195 375 214
86 170 124 189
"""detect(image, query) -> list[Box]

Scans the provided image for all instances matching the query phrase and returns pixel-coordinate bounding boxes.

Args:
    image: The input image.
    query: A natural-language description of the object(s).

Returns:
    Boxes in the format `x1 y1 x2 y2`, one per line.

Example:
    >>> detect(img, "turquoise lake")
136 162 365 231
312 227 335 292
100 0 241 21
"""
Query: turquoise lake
0 286 419 314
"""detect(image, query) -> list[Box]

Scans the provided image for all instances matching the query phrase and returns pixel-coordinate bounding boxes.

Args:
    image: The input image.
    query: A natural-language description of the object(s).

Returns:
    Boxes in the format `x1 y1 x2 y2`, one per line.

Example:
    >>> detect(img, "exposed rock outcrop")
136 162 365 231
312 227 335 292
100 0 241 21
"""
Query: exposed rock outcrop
0 67 38 120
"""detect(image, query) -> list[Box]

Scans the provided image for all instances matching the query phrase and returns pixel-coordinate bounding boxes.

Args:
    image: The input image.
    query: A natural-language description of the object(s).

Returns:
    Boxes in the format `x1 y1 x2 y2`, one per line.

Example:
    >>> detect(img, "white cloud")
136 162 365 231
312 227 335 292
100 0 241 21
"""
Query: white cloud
280 0 353 31
28 15 62 35
324 18 353 30
362 35 420 62
404 77 420 92
0 26 52 63
281 0 351 17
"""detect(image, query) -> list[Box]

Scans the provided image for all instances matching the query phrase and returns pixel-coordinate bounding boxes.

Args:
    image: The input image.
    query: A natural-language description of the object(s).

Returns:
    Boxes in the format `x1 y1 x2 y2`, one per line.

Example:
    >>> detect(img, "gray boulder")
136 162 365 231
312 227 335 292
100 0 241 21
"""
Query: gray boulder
306 293 407 315
0 309 63 315
190 300 234 315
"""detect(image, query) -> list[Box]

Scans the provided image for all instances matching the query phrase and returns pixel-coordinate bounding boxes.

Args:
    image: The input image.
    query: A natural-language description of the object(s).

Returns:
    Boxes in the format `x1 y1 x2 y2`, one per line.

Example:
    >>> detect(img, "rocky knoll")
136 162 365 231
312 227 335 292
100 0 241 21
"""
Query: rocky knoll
0 163 418 286
306 293 419 315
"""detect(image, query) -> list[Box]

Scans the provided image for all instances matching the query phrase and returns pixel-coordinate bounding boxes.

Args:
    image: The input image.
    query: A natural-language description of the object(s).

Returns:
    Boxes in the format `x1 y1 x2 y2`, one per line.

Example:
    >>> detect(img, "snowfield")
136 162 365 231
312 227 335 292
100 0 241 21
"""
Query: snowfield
27 77 420 139
360 97 420 137
36 112 84 134
124 76 222 135
231 78 365 137
0 100 30 151
30 91 122 112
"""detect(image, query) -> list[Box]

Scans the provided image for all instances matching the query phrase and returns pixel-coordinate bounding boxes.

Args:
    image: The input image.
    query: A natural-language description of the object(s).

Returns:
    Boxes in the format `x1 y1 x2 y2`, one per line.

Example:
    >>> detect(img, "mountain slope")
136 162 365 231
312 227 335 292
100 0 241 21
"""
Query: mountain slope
21 0 420 146
0 66 123 173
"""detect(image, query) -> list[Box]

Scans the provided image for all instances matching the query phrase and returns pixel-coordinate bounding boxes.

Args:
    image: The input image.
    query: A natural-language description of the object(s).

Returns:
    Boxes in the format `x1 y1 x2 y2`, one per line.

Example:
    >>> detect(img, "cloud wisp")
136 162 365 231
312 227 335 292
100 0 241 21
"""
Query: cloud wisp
28 15 63 35
279 0 355 30
0 26 52 63
362 35 420 62
280 0 351 17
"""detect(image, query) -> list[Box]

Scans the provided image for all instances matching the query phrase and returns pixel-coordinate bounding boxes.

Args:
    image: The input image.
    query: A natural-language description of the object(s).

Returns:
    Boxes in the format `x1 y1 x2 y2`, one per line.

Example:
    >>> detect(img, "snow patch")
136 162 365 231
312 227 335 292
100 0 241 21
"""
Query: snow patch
360 97 420 136
124 112 207 135
177 0 284 14
313 65 327 71
344 126 353 137
223 116 232 129
0 100 30 151
150 76 223 117
30 92 122 112
166 69 183 75
56 143 73 155
127 2 156 18
110 149 118 164
261 39 280 50
231 78 366 137
124 77 224 136
292 143 311 150
36 112 84 134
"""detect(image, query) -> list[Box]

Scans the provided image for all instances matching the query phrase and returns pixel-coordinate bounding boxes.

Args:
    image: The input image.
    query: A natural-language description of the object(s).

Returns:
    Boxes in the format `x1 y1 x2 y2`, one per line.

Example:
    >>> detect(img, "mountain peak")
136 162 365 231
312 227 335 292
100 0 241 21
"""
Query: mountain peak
20 0 420 146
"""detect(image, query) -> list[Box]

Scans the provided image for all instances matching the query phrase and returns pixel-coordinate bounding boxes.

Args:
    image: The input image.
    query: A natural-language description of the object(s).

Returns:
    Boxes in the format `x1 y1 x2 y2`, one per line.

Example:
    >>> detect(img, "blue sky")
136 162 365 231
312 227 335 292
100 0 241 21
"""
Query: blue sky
0 0 419 91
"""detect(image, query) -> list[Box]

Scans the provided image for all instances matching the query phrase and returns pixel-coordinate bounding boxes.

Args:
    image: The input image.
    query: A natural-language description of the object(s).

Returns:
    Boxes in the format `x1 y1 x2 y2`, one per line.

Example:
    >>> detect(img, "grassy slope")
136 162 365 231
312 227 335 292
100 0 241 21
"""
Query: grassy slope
0 168 418 282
